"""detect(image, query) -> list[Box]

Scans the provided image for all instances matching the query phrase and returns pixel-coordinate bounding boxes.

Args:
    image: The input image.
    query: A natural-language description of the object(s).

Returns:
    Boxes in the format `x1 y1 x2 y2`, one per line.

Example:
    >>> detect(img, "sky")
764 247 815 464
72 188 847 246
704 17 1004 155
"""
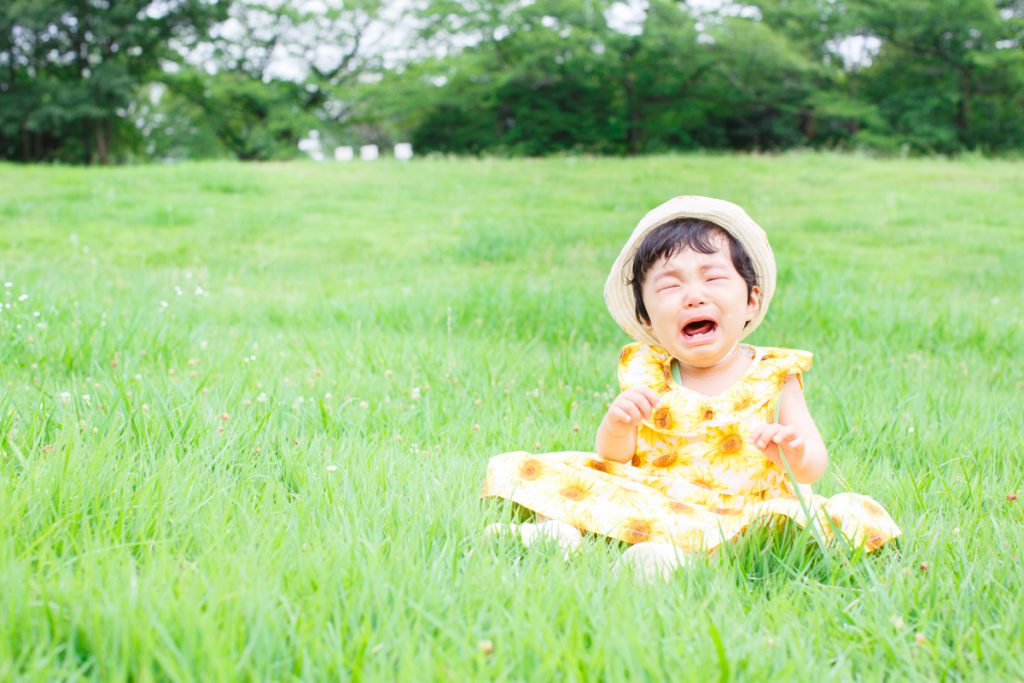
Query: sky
203 0 880 84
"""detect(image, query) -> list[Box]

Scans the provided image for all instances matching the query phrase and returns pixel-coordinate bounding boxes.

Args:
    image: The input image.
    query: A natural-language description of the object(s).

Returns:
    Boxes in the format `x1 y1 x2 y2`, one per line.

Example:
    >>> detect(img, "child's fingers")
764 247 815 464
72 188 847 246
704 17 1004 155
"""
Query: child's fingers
773 430 800 446
771 427 796 444
632 395 657 419
754 424 780 450
750 424 765 444
617 389 657 418
615 400 643 423
778 435 804 455
620 388 659 415
636 386 661 408
607 406 633 424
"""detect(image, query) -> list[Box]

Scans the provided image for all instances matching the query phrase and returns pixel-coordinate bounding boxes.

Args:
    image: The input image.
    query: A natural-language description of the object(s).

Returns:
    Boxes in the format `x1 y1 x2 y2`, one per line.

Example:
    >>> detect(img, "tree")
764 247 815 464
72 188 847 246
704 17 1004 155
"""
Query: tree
0 0 225 163
695 14 823 149
849 0 1024 152
406 0 624 154
603 0 711 154
155 0 386 160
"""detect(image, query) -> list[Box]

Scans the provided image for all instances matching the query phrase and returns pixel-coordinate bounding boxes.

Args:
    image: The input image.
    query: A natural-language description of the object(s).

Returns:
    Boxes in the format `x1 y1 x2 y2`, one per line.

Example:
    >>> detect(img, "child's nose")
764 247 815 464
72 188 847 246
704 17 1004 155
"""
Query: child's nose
682 285 707 307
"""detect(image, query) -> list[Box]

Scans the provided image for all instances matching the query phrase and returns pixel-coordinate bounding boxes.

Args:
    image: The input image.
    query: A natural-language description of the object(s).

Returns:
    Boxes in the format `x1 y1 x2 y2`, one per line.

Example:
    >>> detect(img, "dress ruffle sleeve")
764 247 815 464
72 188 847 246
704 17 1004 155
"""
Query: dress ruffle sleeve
617 342 671 393
760 347 813 390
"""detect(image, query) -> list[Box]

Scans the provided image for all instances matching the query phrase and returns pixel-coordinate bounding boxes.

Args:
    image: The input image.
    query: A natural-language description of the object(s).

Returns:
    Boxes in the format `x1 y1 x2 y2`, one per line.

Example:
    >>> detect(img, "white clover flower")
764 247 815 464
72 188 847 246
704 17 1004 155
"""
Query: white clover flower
326 464 338 473
59 391 71 403
174 286 183 296
18 294 28 302
81 394 91 403
257 392 268 403
3 282 11 288
194 286 205 296
160 301 169 309
410 387 421 400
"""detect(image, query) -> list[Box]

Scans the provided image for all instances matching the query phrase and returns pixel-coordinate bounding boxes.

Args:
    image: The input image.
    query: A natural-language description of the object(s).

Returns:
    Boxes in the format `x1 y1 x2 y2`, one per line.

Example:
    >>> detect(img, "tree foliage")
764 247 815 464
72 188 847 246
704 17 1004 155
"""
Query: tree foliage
2 0 1023 163
0 0 224 163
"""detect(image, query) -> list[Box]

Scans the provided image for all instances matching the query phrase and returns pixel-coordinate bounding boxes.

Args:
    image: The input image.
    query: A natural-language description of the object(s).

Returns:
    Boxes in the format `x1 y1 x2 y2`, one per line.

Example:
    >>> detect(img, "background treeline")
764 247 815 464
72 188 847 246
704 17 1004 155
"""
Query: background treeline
2 0 1023 164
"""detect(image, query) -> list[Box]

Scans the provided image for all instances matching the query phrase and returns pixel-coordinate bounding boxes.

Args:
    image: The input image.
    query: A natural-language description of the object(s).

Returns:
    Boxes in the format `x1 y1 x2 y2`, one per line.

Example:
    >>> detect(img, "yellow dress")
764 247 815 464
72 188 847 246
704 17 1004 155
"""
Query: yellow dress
480 343 901 553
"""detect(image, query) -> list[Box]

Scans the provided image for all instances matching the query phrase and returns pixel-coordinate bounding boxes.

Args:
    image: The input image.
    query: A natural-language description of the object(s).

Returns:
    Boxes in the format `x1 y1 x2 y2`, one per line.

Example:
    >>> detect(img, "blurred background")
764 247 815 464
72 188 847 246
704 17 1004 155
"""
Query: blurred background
2 0 1023 165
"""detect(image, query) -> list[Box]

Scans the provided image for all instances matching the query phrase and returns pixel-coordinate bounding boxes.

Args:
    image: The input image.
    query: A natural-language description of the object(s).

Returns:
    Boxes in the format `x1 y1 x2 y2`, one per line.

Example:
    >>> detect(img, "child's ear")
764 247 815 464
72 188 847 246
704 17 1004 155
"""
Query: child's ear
746 285 761 321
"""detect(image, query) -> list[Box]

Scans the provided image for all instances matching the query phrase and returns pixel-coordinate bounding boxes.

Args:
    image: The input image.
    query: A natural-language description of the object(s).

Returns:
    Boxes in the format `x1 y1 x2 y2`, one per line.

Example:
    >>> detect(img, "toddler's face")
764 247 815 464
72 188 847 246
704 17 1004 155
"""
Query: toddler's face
640 237 759 368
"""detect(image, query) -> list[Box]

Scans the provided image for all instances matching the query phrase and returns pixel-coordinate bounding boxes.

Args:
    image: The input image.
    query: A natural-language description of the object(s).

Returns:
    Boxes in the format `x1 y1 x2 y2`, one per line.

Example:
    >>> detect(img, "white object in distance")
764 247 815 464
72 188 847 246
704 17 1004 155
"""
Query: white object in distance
297 130 324 161
394 142 413 161
360 144 379 161
334 146 354 162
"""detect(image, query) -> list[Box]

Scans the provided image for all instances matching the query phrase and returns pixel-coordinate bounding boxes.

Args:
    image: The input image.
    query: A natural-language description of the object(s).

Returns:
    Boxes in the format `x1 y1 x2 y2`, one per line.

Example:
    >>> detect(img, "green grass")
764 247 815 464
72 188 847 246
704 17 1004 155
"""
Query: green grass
1 153 1022 681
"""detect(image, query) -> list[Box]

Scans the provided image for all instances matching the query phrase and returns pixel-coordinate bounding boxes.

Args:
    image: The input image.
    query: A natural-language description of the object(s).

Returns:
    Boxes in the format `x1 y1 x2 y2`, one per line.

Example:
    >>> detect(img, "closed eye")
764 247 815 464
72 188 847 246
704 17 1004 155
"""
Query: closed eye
656 284 679 292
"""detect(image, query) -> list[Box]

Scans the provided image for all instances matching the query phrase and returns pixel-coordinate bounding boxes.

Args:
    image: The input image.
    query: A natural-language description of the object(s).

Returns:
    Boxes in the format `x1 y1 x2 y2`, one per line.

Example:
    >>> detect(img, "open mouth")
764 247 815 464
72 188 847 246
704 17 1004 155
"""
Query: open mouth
682 319 717 340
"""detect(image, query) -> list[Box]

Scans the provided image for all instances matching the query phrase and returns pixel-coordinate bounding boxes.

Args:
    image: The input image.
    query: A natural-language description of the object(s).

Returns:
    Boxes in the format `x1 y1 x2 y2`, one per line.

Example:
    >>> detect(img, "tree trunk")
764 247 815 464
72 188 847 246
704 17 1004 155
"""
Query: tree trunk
800 108 817 141
620 40 644 156
94 119 110 165
625 72 644 156
82 120 92 164
20 124 30 162
956 67 972 145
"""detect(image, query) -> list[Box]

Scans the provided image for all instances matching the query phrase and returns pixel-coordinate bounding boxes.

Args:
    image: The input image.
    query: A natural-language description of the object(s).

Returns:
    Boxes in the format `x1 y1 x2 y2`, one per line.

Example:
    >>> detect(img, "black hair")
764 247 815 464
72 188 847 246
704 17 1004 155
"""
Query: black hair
627 218 758 326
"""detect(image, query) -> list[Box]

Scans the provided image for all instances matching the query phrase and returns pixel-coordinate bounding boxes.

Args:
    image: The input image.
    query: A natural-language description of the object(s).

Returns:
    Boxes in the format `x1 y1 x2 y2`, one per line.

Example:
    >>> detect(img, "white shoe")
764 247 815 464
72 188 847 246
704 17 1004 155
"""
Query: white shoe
613 542 691 581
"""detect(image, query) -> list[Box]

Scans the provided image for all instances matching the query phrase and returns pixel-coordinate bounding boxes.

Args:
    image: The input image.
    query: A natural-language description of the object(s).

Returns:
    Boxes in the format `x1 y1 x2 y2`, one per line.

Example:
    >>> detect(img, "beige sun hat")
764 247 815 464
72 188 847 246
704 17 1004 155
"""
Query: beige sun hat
604 195 776 346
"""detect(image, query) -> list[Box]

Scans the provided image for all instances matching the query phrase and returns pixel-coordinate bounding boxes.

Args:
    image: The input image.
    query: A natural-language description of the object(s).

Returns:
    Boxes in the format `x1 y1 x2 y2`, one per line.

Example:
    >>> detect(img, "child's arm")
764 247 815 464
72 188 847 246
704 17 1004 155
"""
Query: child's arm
595 386 660 463
751 376 829 484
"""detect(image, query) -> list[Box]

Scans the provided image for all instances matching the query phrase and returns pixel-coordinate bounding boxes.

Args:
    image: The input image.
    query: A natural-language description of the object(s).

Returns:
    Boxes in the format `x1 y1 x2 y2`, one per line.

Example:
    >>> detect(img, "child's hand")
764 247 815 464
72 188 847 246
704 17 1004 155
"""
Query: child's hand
604 386 660 433
751 423 805 470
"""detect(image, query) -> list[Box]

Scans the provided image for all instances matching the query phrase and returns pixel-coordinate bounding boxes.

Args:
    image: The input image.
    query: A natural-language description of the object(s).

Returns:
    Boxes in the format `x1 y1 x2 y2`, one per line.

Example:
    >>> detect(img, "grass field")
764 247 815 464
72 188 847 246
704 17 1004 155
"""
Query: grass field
1 154 1022 681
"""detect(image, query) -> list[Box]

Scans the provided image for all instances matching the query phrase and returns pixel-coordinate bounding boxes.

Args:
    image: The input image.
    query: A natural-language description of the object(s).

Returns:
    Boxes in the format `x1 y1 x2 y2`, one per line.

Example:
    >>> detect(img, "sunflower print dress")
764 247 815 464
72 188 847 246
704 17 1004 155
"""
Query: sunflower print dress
480 343 901 553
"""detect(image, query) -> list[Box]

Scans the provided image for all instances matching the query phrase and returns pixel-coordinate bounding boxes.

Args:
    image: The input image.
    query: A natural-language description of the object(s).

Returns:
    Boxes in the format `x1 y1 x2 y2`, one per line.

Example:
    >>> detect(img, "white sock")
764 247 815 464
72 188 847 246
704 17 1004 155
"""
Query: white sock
613 542 692 581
